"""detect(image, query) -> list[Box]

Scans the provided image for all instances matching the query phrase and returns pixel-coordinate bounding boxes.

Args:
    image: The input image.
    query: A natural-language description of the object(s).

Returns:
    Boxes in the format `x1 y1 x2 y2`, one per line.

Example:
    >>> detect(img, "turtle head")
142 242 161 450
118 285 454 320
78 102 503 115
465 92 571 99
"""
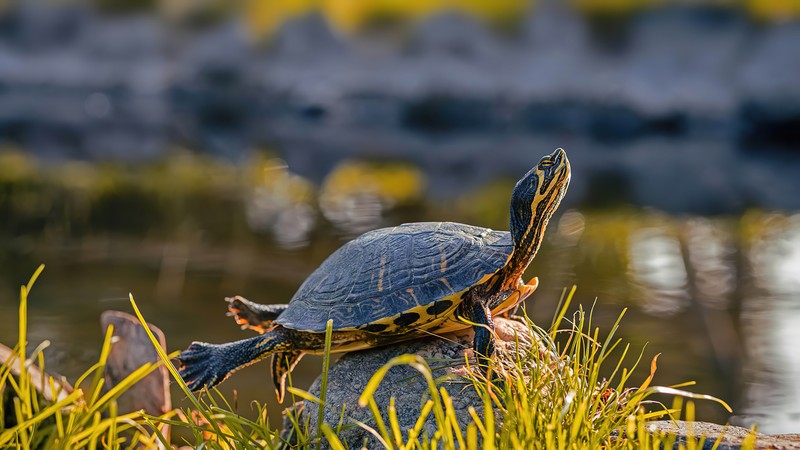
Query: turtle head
508 148 571 271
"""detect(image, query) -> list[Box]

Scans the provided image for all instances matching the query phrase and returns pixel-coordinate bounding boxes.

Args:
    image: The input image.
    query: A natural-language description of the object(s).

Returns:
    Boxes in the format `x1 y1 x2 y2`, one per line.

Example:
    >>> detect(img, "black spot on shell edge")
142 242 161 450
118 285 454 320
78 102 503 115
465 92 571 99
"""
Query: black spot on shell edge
361 323 390 333
393 312 421 327
426 300 453 316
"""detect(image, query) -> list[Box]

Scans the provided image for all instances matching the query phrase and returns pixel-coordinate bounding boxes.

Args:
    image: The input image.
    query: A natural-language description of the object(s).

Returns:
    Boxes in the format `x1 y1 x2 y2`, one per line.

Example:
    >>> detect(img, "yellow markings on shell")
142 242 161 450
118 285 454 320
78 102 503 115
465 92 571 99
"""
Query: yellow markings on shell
439 277 454 293
432 278 538 334
342 270 498 334
440 250 447 273
472 270 496 293
377 255 386 292
304 278 533 354
340 289 466 333
406 288 419 305
305 334 376 354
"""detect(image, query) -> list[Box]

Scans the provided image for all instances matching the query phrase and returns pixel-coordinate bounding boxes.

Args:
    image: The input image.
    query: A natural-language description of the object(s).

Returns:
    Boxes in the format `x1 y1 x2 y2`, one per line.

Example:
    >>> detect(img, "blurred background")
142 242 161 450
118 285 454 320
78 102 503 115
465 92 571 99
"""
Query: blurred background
1 0 800 433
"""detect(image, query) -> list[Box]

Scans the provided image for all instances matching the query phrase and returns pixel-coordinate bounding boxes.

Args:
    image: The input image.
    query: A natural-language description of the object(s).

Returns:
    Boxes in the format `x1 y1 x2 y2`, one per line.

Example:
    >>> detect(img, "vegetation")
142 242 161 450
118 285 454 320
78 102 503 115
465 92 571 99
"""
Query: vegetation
102 0 800 33
0 266 168 448
0 150 431 246
220 0 800 37
0 267 745 449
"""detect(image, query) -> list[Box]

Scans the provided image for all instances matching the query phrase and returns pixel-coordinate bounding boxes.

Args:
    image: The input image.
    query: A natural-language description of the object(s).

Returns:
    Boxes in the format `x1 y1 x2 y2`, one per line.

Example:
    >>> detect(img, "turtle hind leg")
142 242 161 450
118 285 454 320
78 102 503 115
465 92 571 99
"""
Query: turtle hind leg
177 327 294 392
226 296 288 333
271 351 304 403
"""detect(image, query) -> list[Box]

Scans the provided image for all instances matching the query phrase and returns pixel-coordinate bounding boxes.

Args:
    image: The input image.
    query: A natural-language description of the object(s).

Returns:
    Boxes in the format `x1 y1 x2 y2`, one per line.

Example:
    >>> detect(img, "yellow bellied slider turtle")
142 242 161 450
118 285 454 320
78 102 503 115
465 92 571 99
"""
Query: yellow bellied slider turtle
178 148 570 401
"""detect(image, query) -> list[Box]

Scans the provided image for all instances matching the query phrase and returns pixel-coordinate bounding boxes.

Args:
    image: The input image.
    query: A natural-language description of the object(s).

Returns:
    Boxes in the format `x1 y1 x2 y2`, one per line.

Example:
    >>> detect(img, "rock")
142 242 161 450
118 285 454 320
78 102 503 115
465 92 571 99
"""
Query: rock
77 15 164 62
293 317 551 448
279 400 305 447
171 21 260 157
0 314 170 446
738 21 800 141
406 12 504 62
1 342 73 441
100 311 171 418
0 4 91 52
521 1 589 53
514 2 592 103
269 12 348 62
0 342 74 404
1 6 800 160
618 6 749 126
642 420 800 450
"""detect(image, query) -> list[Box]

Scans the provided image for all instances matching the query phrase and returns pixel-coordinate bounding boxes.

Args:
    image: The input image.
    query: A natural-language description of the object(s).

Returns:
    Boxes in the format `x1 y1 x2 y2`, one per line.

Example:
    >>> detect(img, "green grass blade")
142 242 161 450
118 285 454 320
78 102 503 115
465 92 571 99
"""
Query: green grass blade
317 319 334 449
0 390 83 446
320 423 346 450
643 386 732 413
127 293 227 441
287 387 321 404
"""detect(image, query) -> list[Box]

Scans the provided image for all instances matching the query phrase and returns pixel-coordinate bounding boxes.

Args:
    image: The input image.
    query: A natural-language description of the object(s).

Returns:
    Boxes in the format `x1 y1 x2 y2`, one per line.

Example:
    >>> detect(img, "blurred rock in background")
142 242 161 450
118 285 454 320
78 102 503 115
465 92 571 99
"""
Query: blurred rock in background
0 1 799 161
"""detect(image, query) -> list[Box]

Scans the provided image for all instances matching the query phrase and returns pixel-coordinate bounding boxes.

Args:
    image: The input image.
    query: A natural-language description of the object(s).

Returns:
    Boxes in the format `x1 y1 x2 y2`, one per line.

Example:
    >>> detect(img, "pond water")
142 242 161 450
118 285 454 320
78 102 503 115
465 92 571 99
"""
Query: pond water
1 144 799 433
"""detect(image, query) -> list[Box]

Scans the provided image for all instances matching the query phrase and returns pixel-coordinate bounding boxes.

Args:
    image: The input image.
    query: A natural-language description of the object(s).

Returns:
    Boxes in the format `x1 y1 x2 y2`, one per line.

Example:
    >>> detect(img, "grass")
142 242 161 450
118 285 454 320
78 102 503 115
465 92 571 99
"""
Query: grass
242 0 800 38
2 268 752 449
0 265 169 448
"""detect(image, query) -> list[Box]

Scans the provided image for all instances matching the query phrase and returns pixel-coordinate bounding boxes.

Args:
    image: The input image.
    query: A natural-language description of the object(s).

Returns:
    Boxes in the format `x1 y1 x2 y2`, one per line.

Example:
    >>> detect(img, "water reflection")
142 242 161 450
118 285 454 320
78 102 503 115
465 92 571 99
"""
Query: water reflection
245 159 316 248
684 218 735 308
319 161 425 236
2 155 800 432
751 213 800 294
556 209 586 245
680 218 741 395
735 213 800 433
628 225 690 316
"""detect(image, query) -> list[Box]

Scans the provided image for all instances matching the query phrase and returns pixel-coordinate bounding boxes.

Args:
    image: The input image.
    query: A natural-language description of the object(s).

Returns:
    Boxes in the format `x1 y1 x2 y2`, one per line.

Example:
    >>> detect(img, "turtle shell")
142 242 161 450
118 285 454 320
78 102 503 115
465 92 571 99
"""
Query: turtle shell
276 222 513 333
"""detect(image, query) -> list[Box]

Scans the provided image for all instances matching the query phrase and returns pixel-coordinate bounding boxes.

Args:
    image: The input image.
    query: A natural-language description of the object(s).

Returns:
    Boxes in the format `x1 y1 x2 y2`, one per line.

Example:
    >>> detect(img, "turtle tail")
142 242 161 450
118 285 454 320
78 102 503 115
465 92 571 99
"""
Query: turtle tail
176 327 292 392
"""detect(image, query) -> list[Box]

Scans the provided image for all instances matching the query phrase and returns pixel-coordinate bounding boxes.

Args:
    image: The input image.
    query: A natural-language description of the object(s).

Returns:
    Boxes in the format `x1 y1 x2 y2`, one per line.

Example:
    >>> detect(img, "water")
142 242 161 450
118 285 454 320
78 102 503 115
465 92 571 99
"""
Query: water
1 148 799 433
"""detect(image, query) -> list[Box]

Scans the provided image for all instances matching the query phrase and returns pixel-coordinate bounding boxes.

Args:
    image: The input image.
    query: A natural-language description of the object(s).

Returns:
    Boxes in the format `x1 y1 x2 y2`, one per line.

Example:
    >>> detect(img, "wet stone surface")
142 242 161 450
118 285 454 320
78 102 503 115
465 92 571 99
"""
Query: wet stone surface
641 421 800 450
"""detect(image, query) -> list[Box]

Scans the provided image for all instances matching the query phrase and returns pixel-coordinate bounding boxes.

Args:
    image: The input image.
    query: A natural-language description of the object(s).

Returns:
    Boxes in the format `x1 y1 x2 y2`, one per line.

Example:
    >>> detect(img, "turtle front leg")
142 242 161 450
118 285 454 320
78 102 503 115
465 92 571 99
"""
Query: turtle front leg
461 293 496 370
226 296 289 333
177 328 292 391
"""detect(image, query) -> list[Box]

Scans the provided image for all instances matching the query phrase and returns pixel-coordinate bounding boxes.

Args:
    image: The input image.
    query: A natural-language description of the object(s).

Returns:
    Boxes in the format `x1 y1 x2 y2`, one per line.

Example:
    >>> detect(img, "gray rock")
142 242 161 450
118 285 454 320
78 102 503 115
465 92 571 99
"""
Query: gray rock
77 15 165 61
521 2 588 53
642 420 800 449
514 2 592 102
0 6 799 160
291 318 549 448
406 12 505 62
619 7 749 120
269 12 348 62
0 4 91 52
101 311 171 417
0 342 73 404
172 21 261 157
739 21 800 109
738 21 800 136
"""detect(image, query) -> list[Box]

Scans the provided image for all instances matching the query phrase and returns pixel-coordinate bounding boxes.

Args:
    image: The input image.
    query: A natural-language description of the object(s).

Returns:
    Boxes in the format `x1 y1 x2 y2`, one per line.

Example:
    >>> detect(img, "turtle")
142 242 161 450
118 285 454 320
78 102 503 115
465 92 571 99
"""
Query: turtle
177 148 571 402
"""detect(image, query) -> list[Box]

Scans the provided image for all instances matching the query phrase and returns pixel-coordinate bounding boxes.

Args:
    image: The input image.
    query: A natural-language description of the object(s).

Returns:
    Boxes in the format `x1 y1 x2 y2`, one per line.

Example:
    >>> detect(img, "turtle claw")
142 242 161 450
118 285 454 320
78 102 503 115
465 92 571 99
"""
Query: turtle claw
176 342 223 392
226 296 272 333
226 296 260 327
224 310 249 329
